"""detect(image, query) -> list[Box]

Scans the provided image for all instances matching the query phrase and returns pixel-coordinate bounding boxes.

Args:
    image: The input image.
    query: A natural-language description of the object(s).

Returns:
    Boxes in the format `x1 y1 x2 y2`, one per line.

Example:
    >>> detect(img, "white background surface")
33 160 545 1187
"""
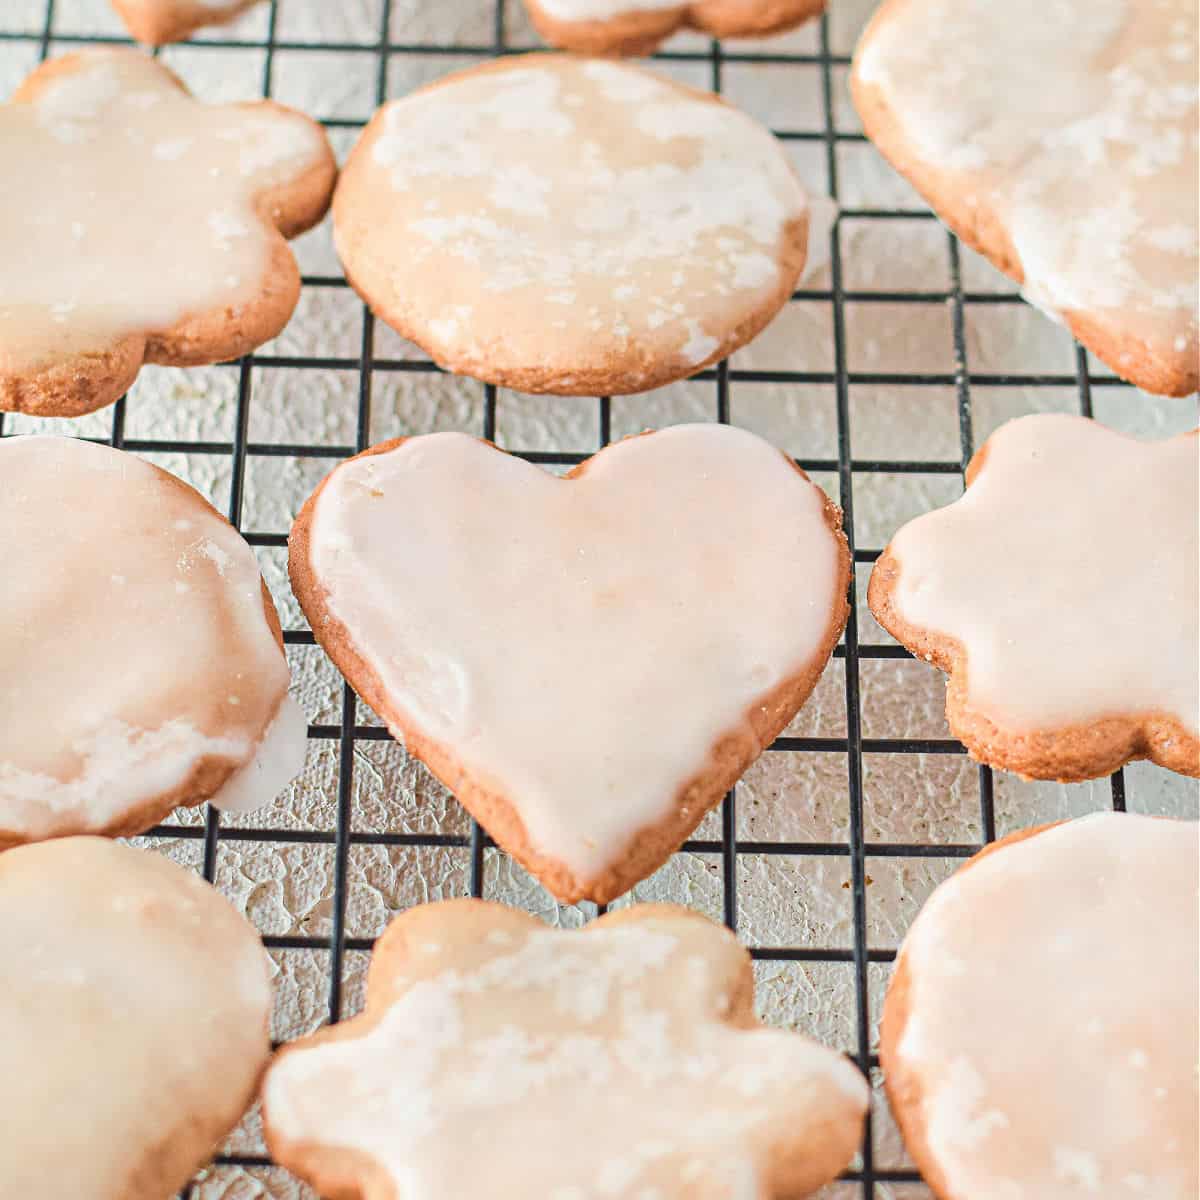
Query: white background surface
1 2 1197 1197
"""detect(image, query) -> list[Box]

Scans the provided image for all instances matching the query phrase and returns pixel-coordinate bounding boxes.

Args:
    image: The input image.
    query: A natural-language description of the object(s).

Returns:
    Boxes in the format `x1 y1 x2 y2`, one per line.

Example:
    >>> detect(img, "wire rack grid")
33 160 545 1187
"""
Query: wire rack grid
2 1 1192 1197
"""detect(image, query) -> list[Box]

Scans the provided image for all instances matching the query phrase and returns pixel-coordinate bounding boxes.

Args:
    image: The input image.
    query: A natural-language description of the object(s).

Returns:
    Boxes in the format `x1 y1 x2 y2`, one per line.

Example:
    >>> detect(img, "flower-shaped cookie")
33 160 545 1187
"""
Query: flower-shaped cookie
0 48 335 417
524 0 826 56
869 414 1199 780
851 0 1199 396
112 0 263 43
263 900 869 1199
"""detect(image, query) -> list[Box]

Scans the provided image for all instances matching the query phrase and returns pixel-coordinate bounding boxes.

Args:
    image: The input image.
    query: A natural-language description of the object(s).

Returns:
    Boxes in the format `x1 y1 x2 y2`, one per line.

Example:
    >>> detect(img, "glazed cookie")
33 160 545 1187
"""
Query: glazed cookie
882 813 1199 1199
0 48 336 417
524 0 826 57
290 424 850 904
1 836 273 1198
868 414 1199 781
333 55 807 395
264 899 869 1198
112 0 263 43
851 0 1198 396
0 436 307 848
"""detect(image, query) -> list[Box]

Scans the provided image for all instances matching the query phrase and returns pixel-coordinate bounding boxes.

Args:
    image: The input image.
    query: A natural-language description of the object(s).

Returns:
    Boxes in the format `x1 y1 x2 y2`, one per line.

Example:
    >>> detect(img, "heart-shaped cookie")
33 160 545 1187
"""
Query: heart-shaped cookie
290 424 849 903
1 49 335 417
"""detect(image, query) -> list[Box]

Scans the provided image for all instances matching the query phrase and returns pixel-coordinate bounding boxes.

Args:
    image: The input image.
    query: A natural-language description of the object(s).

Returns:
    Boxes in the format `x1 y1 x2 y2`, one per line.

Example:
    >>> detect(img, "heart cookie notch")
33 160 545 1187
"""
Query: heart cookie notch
290 424 850 902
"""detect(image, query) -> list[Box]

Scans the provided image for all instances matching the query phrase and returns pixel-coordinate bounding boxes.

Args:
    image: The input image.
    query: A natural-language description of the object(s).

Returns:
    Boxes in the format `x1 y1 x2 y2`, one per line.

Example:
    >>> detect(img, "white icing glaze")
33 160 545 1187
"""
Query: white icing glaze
305 425 845 885
335 55 806 387
0 436 294 839
0 49 327 373
855 0 1198 352
265 907 868 1197
888 414 1199 733
894 813 1199 1198
209 692 308 814
0 836 271 1198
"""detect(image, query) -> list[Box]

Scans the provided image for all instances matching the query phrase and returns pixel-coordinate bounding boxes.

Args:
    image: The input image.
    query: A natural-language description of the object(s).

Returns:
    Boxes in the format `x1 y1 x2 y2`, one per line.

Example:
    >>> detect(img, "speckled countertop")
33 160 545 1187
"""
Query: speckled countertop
1 2 1197 1197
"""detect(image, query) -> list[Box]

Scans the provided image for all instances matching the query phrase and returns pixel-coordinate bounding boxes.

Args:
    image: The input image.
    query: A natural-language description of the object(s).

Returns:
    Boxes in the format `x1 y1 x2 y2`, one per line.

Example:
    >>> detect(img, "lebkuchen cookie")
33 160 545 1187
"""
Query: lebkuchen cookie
111 0 263 43
869 414 1199 781
263 899 869 1198
0 837 273 1199
524 0 826 57
0 436 307 849
289 424 850 904
882 813 1199 1200
0 48 335 417
851 0 1198 396
333 55 808 396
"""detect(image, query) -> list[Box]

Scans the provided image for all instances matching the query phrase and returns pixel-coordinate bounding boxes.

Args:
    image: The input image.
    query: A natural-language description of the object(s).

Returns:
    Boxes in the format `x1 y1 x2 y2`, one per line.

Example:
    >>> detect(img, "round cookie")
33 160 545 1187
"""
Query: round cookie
851 0 1199 397
111 0 263 43
263 899 869 1198
0 435 307 848
868 414 1199 781
0 836 273 1199
333 54 808 396
289 424 850 904
524 0 826 57
0 48 336 418
881 814 1199 1199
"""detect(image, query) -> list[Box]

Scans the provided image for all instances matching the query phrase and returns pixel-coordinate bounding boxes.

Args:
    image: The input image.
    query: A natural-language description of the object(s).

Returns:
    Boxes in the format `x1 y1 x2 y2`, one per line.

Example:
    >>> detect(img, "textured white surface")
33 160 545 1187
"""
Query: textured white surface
2 3 1197 1198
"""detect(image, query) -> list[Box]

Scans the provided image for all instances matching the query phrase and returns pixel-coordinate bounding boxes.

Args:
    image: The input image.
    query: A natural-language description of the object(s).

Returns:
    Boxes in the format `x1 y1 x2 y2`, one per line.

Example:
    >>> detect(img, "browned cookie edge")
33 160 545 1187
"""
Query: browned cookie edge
866 438 1200 781
849 2 1198 398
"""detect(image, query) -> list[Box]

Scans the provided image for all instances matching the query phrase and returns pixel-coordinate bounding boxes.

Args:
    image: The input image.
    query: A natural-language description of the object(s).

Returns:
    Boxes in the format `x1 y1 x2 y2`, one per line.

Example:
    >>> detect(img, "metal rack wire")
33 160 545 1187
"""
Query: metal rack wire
0 1 1159 1195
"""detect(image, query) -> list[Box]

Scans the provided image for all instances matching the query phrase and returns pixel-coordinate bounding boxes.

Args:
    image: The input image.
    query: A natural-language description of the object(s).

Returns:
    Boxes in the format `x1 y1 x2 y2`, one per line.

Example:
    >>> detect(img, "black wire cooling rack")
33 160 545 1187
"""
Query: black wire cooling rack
0 1 1181 1196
